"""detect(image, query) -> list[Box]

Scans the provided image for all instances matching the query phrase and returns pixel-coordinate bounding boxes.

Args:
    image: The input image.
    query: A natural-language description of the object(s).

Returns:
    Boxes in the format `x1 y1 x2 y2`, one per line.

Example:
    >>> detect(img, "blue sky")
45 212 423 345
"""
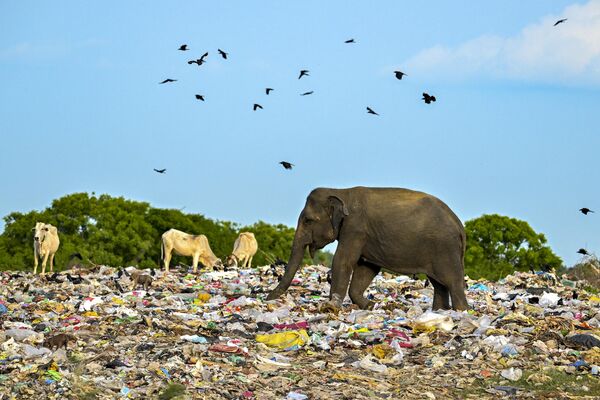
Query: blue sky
1 1 599 266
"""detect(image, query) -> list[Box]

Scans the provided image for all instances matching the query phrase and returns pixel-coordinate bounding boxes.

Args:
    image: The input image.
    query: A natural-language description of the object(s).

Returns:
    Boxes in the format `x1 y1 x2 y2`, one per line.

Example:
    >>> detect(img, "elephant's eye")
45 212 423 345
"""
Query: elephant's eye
303 217 313 225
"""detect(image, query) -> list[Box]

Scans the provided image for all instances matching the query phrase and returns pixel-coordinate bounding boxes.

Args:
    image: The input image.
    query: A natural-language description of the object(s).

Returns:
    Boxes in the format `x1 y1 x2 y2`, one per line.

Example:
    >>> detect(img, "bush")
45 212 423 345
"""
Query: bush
0 193 319 271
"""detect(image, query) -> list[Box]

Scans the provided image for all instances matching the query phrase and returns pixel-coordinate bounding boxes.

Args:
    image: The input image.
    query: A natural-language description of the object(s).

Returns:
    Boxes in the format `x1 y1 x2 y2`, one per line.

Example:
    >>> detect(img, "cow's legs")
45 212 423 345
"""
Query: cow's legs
247 256 253 269
164 248 172 272
33 252 38 275
49 253 55 272
41 252 49 275
192 253 200 273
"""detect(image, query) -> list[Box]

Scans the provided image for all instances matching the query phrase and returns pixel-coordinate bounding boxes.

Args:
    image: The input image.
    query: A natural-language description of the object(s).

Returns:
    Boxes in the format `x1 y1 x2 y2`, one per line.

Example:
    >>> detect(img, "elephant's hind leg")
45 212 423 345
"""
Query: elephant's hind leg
429 277 451 310
349 262 381 310
447 274 468 310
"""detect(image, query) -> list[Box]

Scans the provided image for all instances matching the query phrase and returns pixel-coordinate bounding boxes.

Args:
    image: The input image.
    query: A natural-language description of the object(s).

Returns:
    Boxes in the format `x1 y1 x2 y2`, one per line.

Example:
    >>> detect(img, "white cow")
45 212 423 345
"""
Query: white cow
33 222 60 275
226 232 258 269
161 228 222 273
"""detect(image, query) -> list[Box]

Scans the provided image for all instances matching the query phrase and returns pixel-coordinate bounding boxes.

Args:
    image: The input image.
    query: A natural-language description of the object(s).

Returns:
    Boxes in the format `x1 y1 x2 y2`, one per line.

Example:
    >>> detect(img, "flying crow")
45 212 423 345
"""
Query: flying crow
366 106 379 115
554 18 567 26
422 92 436 104
394 71 407 80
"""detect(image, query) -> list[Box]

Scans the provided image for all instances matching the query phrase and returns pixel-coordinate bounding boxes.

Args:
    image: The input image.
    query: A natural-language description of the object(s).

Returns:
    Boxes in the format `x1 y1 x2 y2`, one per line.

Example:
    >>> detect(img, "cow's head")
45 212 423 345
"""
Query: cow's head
33 222 55 243
225 254 238 268
214 258 224 270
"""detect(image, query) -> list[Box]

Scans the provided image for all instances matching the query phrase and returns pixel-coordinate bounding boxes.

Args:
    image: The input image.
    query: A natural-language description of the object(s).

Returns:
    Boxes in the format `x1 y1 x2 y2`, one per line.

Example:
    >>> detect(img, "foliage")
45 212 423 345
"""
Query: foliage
464 214 563 281
0 193 326 271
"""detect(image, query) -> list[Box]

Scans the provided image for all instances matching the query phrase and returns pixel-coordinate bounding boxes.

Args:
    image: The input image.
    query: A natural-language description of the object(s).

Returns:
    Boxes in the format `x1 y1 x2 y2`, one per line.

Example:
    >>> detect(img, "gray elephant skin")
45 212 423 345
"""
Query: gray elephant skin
266 187 468 311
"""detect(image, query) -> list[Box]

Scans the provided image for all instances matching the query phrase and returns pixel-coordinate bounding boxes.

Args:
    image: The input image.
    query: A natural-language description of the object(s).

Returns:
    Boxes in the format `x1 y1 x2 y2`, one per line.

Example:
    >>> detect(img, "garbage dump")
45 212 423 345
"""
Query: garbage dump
1 266 600 399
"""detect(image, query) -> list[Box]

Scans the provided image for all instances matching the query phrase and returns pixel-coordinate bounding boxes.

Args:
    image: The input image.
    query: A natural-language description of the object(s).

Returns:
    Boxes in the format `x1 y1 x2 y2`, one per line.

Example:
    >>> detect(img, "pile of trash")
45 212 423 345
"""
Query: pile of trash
1 265 600 399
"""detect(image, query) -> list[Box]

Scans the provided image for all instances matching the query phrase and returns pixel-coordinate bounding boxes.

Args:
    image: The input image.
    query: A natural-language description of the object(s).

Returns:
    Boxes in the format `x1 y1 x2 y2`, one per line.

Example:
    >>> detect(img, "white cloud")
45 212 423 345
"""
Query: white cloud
404 1 600 86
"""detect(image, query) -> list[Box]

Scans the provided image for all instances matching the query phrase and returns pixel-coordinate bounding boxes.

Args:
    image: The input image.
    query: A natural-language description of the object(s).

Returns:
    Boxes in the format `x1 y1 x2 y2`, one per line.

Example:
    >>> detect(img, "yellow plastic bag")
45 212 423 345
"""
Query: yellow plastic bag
194 293 211 304
255 329 309 350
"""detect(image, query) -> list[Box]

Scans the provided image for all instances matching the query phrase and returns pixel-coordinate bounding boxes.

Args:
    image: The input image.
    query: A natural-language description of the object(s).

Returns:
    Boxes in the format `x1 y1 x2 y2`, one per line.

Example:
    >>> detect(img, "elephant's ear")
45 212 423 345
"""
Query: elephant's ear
328 195 349 234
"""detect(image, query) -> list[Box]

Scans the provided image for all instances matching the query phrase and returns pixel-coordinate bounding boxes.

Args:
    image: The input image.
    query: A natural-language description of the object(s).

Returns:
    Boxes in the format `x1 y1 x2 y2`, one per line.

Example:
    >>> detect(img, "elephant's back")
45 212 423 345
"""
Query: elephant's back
355 187 464 233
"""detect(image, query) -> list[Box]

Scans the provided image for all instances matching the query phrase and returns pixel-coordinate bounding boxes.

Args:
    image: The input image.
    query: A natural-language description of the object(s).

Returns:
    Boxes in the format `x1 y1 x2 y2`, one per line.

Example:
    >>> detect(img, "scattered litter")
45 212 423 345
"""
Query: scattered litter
0 267 599 398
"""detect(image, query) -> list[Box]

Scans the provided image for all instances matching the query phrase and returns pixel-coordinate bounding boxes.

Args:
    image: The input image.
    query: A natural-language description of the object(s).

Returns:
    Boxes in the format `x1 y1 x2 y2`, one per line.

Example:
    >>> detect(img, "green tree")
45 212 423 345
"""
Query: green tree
0 193 315 271
464 214 563 281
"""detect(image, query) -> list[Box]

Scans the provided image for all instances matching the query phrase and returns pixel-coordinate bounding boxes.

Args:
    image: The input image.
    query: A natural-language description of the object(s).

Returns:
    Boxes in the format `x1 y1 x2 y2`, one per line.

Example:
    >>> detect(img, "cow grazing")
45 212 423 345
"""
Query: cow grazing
161 229 223 273
33 222 60 275
226 232 258 269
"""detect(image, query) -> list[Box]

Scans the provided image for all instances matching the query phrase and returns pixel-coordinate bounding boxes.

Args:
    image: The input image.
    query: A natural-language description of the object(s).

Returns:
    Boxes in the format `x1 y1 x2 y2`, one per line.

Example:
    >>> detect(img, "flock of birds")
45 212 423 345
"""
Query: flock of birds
150 18 593 260
151 38 438 174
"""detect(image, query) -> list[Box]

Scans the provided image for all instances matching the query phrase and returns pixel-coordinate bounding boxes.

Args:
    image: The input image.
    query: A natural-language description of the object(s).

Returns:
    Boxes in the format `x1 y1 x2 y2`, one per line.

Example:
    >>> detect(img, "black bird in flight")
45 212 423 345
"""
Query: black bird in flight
298 70 310 79
366 106 379 115
190 52 209 65
265 88 274 95
178 44 189 51
577 248 589 255
195 94 205 101
554 18 567 26
394 71 407 80
154 168 166 174
218 49 228 59
279 161 294 170
253 103 263 111
422 92 436 104
300 91 314 96
159 79 177 84
345 39 356 43
580 208 594 215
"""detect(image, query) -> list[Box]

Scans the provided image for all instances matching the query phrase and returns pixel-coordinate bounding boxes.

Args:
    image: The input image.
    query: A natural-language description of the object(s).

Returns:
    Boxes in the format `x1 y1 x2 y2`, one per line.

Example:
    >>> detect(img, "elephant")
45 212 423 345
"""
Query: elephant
266 187 468 312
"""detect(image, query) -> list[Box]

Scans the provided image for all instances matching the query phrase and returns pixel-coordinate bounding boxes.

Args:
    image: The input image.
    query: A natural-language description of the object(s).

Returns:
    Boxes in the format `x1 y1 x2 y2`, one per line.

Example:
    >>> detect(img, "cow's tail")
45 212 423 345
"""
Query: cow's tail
159 238 164 268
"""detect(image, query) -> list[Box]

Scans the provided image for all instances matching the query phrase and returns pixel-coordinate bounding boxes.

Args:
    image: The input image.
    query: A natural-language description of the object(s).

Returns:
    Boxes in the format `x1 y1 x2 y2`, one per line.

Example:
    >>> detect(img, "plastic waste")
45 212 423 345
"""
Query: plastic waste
255 329 310 351
354 355 388 374
4 329 37 342
286 392 308 400
412 311 454 332
468 283 491 292
180 334 208 343
539 292 560 307
501 344 519 357
566 334 600 349
501 367 522 381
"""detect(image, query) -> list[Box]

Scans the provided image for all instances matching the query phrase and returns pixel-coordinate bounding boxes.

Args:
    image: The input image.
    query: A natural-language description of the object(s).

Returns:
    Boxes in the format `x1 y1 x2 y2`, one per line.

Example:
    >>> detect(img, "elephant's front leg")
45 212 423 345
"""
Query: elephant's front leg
348 262 381 310
321 240 363 314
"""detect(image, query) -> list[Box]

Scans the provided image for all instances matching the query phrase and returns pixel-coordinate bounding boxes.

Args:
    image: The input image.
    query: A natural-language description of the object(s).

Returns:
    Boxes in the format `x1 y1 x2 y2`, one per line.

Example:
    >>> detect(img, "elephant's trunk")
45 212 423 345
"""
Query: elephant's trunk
266 236 307 300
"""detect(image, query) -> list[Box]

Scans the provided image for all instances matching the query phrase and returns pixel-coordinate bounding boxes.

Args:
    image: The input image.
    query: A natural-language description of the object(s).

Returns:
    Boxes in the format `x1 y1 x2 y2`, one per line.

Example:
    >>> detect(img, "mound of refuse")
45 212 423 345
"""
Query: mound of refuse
1 266 599 399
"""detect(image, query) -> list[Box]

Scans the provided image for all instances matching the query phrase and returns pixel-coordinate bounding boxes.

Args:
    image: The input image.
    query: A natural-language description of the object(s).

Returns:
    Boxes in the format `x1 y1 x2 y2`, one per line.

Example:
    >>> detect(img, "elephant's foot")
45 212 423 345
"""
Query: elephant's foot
320 300 341 314
361 300 375 310
321 294 344 314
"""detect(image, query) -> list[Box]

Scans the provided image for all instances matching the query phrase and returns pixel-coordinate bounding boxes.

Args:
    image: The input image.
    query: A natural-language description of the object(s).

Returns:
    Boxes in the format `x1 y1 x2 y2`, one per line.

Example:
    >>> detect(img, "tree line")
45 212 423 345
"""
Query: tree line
0 193 563 280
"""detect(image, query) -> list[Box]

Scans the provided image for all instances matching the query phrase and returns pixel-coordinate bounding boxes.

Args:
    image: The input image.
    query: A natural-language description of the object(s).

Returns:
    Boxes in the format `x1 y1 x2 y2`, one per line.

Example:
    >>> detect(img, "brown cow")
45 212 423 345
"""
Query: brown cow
161 229 223 273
